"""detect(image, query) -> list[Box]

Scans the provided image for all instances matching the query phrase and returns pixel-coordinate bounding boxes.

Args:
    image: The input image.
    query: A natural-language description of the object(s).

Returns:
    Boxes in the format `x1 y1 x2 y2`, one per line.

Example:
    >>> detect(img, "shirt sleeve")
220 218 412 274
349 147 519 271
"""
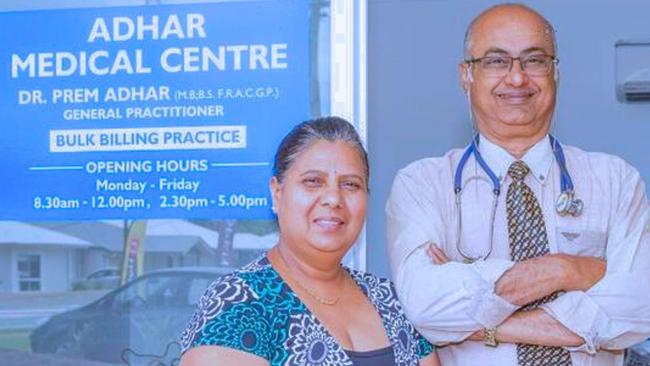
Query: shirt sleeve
386 168 518 345
541 164 650 354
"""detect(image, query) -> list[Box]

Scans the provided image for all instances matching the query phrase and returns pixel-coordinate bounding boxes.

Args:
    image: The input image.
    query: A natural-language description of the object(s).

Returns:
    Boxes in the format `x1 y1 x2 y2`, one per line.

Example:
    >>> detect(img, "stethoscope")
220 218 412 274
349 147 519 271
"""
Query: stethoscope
453 134 583 263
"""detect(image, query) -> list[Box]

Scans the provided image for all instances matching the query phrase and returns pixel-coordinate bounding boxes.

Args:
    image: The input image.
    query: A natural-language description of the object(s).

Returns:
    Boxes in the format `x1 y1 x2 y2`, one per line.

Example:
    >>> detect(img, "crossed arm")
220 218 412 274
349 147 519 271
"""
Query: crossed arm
427 244 605 347
388 163 650 353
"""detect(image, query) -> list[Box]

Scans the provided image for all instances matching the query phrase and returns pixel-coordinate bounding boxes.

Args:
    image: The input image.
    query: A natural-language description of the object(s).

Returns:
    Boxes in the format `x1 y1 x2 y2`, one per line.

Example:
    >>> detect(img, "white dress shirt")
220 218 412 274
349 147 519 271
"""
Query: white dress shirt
386 135 650 366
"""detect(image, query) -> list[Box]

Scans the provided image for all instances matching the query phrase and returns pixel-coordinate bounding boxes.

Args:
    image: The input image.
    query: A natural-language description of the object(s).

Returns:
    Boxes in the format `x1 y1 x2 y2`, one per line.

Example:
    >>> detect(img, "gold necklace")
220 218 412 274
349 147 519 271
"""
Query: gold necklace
277 250 348 306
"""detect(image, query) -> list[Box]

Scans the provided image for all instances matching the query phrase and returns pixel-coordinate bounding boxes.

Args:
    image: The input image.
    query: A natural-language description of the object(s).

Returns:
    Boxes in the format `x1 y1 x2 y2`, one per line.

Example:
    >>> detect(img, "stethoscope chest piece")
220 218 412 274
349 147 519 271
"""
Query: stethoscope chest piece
555 191 583 217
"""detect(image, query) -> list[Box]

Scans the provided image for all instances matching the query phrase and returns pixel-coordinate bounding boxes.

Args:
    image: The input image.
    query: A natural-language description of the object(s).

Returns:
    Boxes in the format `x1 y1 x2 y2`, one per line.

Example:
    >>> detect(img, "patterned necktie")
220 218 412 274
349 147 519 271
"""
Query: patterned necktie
506 161 572 366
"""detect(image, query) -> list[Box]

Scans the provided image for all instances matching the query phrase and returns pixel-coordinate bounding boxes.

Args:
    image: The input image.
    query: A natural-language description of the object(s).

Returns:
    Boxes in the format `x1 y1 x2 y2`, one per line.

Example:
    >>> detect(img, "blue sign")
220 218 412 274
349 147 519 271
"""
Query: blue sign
0 1 311 220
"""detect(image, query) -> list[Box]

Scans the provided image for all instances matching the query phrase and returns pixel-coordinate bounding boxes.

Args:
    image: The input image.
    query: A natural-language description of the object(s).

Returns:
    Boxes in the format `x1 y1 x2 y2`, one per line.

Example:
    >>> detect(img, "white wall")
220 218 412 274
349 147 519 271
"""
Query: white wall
41 247 70 292
83 248 110 276
0 249 11 292
6 246 81 292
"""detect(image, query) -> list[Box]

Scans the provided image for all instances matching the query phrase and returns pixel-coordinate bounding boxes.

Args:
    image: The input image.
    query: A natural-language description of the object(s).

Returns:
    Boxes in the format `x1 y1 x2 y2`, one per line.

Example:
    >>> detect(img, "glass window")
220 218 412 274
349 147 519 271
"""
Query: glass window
17 254 41 292
0 0 365 364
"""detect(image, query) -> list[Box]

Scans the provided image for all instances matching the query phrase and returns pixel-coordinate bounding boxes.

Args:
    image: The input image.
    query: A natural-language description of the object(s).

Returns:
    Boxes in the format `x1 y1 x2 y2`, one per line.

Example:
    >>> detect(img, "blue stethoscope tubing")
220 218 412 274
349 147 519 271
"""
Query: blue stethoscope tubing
453 134 581 263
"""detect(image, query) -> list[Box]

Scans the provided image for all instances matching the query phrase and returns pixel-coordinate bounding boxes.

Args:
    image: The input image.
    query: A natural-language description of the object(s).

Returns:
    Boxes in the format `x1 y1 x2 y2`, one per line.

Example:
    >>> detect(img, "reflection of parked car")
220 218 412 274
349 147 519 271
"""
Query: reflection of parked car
72 267 120 290
31 267 232 365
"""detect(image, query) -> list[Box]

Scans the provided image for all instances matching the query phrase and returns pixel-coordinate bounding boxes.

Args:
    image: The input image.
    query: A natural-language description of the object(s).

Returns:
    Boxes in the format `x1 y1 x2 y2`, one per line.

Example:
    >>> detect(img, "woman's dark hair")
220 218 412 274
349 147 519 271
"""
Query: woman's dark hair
272 116 369 189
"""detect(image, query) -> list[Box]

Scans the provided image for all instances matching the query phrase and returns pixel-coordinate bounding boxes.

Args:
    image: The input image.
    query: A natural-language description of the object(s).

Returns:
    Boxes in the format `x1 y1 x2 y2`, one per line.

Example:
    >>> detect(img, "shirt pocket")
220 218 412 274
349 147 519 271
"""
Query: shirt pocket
555 227 608 258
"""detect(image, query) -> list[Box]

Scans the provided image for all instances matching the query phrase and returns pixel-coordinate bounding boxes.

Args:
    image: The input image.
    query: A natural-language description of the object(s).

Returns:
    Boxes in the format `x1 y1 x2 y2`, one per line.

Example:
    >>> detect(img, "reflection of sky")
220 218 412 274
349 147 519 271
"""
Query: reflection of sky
318 6 331 115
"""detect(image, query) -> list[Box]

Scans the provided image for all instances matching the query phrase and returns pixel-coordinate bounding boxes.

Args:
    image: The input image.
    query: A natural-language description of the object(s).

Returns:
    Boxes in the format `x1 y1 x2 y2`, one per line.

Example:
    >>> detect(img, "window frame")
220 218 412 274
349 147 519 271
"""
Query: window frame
15 253 42 292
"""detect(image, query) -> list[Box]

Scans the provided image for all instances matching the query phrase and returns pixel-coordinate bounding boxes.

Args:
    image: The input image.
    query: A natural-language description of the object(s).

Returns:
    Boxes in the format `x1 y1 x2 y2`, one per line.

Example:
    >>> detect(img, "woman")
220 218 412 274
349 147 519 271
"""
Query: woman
180 117 440 366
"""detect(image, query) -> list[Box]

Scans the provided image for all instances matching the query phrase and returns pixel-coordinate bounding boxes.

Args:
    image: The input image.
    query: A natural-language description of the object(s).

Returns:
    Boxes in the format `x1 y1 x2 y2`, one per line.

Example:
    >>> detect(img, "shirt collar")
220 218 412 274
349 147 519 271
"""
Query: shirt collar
477 134 553 185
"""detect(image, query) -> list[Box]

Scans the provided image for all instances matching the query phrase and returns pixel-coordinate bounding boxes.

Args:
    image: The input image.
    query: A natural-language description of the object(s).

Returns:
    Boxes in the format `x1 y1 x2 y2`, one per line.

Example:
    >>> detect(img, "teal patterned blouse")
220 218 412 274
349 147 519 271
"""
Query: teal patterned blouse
180 255 434 365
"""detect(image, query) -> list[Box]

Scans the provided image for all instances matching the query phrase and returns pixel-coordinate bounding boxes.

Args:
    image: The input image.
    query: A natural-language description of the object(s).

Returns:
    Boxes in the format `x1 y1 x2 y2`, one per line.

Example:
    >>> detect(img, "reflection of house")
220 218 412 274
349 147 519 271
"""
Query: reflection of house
0 221 93 292
232 231 278 263
10 220 277 293
35 220 222 276
103 220 220 270
102 220 277 269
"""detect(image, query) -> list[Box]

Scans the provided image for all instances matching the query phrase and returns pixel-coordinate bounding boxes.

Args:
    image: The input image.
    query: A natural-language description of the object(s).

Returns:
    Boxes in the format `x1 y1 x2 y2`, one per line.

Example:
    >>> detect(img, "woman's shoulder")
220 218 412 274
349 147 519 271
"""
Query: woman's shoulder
180 255 280 354
191 255 277 314
346 267 393 289
345 267 400 305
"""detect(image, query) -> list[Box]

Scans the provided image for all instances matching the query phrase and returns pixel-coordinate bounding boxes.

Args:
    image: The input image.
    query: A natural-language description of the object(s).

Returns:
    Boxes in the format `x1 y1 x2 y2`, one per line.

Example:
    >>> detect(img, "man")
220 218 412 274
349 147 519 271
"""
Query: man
386 4 650 366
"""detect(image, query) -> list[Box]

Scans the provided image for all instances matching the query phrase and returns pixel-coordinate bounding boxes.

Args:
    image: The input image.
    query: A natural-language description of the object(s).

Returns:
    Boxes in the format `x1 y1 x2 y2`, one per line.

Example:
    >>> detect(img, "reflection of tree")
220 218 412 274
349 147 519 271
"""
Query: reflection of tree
217 220 236 267
190 220 277 267
191 220 276 236
235 220 276 236
191 221 232 266
189 220 234 266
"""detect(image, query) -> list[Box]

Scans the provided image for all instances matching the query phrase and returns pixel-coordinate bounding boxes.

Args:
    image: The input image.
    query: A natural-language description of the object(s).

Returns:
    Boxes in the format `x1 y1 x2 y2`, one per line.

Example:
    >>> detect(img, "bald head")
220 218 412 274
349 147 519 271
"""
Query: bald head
463 3 557 59
459 3 559 156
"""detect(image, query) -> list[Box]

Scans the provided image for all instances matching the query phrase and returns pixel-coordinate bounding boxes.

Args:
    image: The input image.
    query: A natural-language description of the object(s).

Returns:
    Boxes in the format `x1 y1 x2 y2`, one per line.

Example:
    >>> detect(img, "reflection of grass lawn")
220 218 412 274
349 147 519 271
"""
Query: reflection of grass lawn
0 330 31 351
0 290 109 310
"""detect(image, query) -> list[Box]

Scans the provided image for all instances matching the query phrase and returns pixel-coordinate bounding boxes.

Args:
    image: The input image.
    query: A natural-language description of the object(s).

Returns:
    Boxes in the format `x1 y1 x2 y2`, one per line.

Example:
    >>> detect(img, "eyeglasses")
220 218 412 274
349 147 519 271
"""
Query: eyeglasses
465 54 558 77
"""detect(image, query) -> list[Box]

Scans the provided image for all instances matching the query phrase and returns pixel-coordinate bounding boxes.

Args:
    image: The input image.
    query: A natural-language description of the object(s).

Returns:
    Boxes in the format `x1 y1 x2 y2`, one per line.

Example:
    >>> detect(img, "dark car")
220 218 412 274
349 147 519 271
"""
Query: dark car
30 267 232 365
